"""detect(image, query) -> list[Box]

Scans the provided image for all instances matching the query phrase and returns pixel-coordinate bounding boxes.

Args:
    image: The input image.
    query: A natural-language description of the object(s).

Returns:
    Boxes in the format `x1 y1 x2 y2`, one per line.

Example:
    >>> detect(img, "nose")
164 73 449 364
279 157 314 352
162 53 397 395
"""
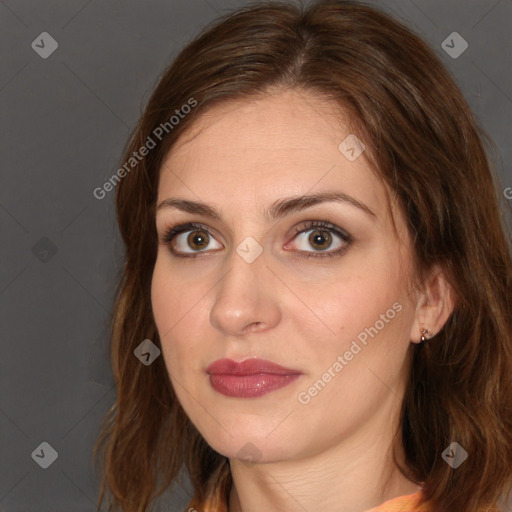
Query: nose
209 246 281 337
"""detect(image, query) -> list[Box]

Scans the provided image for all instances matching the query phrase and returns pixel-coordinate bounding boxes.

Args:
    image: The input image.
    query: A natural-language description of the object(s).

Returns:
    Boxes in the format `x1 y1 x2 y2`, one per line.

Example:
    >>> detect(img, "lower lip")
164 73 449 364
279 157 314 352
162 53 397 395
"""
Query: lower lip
208 373 301 398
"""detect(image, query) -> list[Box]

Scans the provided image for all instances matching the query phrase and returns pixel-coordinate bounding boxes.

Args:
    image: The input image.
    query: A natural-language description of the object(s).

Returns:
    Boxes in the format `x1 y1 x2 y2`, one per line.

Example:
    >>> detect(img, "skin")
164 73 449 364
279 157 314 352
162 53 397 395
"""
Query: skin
151 88 455 512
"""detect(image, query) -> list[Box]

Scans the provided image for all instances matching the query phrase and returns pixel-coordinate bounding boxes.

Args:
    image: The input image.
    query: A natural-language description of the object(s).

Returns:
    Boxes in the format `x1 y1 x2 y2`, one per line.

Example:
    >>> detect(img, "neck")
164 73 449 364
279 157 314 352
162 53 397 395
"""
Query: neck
227 398 420 512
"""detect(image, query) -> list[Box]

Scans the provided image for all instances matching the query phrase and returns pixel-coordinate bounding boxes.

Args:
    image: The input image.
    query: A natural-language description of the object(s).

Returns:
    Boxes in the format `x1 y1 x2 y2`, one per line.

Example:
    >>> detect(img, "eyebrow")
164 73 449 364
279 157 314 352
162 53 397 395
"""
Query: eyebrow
155 191 376 222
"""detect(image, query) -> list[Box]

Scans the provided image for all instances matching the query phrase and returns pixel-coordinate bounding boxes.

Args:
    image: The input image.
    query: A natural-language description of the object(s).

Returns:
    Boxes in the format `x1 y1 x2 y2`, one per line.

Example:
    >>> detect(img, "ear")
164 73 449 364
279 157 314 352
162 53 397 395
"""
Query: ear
409 264 457 344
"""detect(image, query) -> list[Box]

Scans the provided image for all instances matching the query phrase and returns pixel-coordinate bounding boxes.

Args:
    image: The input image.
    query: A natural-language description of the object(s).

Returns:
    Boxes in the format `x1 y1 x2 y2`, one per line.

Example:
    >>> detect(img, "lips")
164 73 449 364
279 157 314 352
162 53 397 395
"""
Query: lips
206 358 302 398
207 358 301 376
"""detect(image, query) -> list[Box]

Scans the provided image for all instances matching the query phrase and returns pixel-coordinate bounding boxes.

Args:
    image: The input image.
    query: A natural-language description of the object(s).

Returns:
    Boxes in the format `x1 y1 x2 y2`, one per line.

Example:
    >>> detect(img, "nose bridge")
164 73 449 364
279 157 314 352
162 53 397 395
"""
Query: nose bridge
209 238 279 335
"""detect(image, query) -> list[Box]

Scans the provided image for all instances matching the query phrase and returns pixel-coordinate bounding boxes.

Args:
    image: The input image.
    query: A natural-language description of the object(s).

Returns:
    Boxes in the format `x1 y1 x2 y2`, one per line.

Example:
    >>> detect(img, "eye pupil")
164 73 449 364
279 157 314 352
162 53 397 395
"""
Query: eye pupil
188 230 208 250
310 229 331 250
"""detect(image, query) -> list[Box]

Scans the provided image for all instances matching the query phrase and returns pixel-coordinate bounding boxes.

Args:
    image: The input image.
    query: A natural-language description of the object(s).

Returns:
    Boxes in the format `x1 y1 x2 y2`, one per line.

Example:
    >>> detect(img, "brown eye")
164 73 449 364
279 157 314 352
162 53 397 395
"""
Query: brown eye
288 220 351 259
162 220 352 260
161 222 222 257
308 229 332 251
187 230 209 251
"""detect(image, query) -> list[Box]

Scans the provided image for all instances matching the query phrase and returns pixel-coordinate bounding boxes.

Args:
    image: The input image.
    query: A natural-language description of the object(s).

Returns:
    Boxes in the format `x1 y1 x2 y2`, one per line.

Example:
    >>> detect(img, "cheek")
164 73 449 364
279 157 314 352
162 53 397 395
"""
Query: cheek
151 256 206 372
305 260 410 377
314 267 400 332
151 263 209 431
151 258 190 378
151 261 176 341
151 254 198 335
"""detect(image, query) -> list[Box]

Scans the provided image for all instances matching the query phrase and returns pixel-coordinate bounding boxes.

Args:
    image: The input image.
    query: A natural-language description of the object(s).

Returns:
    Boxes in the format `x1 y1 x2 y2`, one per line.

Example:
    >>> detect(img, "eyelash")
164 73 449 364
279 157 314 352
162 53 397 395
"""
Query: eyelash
159 220 352 260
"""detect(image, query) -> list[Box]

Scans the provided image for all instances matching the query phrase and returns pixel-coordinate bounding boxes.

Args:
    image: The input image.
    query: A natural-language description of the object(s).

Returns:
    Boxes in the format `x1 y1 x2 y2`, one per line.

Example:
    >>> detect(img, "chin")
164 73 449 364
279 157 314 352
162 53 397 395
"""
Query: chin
195 417 298 463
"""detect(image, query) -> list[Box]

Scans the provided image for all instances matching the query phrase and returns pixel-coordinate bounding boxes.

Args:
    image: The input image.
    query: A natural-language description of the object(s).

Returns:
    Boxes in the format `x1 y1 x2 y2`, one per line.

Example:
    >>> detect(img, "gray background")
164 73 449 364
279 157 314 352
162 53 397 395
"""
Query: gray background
1 0 511 511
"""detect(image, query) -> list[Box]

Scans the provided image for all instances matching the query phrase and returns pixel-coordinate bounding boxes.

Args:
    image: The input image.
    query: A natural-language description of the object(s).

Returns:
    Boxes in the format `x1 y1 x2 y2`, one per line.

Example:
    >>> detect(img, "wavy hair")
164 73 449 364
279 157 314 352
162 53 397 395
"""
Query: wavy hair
93 1 512 511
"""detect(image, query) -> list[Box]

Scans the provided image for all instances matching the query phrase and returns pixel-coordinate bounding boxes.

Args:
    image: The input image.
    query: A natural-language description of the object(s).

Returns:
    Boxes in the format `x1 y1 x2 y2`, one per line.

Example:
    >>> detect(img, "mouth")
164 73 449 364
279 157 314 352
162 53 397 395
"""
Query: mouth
206 357 303 398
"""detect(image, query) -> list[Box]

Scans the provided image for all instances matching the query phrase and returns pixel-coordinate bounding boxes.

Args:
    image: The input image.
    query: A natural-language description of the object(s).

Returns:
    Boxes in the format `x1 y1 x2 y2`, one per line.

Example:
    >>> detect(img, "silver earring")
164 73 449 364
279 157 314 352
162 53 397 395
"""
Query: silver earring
420 328 430 342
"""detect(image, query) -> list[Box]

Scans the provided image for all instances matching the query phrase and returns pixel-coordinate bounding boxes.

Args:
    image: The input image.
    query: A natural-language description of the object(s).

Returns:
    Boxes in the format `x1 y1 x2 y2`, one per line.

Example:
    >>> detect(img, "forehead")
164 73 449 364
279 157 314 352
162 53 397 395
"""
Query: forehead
164 89 353 163
157 89 388 222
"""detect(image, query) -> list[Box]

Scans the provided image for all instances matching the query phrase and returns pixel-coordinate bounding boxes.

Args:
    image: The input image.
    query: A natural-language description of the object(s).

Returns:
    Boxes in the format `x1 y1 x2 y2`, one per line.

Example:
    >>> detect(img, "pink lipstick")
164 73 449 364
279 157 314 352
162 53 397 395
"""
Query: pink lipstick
206 358 302 398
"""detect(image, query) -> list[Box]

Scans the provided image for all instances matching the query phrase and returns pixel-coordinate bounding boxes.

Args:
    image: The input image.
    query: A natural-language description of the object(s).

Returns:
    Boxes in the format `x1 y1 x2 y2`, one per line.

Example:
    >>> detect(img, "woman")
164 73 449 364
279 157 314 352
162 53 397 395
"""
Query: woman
93 1 512 511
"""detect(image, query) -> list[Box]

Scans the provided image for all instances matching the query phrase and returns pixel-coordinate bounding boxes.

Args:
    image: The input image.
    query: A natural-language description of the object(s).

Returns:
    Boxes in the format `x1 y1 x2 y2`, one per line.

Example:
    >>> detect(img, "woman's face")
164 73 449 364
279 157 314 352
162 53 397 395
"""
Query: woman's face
152 89 421 463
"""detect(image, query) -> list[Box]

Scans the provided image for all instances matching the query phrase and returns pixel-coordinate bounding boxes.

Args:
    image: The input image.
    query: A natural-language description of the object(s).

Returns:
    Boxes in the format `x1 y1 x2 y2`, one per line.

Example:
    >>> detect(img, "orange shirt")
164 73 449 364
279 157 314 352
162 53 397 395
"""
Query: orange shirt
365 490 430 511
186 489 432 512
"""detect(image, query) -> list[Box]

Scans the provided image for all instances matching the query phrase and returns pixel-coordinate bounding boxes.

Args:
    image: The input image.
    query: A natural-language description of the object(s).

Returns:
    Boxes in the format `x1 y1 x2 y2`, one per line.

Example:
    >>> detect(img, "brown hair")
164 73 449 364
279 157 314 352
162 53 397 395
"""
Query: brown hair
93 1 512 511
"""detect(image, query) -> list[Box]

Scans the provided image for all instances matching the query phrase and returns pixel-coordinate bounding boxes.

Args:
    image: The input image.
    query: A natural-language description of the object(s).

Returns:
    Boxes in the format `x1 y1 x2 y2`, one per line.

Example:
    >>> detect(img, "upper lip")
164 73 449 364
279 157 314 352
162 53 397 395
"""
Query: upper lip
206 358 302 376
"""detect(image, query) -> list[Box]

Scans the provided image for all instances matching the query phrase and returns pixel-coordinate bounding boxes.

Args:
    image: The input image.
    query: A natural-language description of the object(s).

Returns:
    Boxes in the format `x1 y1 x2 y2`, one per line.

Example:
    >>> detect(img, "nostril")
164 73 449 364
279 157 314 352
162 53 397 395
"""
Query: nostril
246 322 262 333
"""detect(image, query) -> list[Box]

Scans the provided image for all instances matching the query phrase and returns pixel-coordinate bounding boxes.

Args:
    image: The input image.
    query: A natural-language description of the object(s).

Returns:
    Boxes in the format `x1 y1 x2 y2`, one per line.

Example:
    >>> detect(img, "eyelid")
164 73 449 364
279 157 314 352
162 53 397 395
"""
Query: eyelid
160 222 216 245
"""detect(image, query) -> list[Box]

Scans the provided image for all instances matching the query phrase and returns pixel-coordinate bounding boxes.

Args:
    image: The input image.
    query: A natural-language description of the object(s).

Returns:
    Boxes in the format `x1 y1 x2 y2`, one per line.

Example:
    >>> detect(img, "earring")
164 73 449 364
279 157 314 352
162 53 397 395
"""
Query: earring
420 328 430 342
